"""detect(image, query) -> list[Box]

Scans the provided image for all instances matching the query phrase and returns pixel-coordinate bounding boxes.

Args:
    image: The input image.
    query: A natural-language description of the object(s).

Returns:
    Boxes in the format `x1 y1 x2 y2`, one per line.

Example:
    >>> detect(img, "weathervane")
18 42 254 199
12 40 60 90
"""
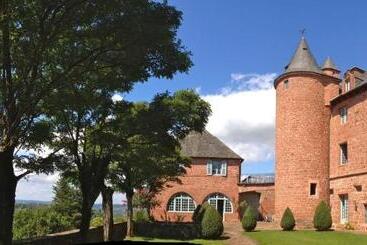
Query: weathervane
300 28 306 37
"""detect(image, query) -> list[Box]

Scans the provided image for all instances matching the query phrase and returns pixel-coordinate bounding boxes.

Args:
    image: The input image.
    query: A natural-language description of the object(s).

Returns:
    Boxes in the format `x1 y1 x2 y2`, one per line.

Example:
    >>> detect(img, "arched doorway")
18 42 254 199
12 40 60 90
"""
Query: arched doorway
205 193 233 220
239 191 261 220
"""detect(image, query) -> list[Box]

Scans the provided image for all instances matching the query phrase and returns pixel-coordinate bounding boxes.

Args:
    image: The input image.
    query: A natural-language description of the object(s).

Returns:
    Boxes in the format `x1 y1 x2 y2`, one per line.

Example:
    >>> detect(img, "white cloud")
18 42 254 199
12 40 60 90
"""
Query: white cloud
202 73 276 163
112 93 123 102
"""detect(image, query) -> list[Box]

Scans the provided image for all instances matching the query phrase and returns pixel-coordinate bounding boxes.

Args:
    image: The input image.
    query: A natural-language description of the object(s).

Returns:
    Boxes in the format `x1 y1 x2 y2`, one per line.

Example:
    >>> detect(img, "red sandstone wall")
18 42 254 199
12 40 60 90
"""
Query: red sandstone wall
151 157 241 223
330 91 367 229
275 73 338 225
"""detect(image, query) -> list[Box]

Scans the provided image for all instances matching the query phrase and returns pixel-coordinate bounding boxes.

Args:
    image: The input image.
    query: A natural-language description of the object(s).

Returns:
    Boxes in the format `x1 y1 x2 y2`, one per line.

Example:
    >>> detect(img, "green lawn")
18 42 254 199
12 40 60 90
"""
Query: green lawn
245 230 367 245
127 236 224 244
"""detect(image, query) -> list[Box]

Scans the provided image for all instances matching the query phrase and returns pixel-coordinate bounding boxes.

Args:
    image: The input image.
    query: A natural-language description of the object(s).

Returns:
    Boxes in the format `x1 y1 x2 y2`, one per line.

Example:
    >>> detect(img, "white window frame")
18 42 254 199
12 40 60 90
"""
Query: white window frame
340 107 348 124
206 193 233 213
345 80 351 92
340 194 349 224
207 160 227 176
167 193 196 213
340 143 348 165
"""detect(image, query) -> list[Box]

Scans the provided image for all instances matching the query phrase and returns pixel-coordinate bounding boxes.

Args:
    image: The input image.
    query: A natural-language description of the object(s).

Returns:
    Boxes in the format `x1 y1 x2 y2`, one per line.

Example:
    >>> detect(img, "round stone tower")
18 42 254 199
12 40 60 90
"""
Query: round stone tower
274 37 340 226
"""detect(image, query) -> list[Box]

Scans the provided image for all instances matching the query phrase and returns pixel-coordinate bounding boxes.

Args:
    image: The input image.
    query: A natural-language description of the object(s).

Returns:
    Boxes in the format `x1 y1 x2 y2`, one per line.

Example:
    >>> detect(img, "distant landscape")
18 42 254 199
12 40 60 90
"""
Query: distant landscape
16 200 127 216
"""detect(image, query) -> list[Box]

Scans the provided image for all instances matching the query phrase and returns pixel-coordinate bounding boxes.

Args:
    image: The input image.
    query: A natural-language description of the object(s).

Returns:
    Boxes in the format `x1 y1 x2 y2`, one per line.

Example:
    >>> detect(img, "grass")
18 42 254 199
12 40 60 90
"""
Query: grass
244 230 367 245
127 236 224 244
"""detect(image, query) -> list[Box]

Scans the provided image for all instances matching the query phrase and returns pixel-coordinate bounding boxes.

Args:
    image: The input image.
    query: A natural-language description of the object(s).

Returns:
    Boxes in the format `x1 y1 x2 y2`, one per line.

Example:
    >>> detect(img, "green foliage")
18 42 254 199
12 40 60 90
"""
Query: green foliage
280 207 296 231
13 207 71 240
90 215 104 228
242 206 257 232
51 177 83 228
200 205 223 239
192 203 209 224
313 201 332 231
134 209 151 223
238 200 248 218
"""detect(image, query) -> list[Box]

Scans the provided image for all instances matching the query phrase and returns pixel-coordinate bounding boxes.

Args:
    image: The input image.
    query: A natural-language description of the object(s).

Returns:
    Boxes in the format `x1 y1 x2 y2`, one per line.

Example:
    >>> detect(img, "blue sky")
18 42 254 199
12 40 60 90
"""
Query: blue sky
17 0 367 201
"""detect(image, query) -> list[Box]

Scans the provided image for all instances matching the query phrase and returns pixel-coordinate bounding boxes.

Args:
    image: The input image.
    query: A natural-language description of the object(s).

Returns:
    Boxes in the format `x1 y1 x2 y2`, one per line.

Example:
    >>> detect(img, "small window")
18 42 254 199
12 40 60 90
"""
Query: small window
365 204 367 223
330 189 334 195
284 80 289 89
207 160 227 176
345 79 351 92
340 143 348 165
340 107 348 124
310 183 317 196
355 185 362 192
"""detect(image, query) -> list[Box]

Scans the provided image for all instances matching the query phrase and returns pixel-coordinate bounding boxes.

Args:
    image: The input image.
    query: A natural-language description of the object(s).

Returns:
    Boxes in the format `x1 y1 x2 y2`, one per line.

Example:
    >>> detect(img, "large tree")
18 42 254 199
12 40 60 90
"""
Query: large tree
109 90 211 237
0 0 191 243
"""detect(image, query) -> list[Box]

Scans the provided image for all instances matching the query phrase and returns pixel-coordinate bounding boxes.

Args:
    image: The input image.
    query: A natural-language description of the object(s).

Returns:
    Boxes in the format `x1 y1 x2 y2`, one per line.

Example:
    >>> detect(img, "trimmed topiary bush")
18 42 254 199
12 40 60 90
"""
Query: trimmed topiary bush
193 203 209 224
200 205 223 239
238 200 248 219
280 207 296 231
242 206 257 232
313 201 332 231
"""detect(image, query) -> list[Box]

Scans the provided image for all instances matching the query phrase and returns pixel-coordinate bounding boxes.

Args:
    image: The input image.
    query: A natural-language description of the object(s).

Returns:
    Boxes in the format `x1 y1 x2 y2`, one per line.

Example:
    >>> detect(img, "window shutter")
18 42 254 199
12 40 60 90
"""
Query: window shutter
207 161 212 175
222 161 227 176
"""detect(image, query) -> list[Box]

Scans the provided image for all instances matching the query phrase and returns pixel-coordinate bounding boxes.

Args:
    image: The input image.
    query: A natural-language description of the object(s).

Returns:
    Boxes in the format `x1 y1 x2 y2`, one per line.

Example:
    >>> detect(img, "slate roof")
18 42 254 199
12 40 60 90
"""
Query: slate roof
180 130 243 160
322 57 338 70
284 37 322 74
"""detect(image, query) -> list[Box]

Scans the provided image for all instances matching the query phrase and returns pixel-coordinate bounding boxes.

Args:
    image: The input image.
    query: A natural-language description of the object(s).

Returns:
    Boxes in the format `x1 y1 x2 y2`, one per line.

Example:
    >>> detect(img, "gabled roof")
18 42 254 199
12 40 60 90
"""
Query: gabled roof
284 37 322 74
180 130 243 161
322 57 339 70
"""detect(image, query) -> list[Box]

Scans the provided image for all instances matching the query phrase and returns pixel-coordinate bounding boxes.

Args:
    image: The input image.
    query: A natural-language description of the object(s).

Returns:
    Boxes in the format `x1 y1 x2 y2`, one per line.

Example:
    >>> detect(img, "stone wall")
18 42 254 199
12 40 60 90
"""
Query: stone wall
330 88 367 229
274 73 338 225
14 223 127 245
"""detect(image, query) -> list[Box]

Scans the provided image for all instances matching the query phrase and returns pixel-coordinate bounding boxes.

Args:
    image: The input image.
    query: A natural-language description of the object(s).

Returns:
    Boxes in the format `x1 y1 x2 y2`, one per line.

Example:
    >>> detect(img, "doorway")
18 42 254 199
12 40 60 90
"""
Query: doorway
340 194 348 224
217 199 224 217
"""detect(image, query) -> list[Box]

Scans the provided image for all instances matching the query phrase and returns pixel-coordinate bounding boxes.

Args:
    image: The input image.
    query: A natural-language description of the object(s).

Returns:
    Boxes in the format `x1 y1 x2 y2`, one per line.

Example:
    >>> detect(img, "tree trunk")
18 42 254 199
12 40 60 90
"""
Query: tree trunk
0 149 17 245
102 186 114 241
79 193 93 243
126 190 134 238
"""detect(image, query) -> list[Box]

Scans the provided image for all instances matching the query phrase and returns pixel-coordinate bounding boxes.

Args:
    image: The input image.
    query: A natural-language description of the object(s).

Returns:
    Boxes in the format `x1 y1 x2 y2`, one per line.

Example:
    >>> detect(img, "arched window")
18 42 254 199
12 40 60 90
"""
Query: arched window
167 193 196 212
206 193 233 213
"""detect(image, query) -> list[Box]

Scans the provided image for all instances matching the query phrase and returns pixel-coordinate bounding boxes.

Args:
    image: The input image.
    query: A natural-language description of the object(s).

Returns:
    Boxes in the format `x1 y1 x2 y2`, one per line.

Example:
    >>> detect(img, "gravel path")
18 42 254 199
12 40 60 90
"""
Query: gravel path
223 223 257 245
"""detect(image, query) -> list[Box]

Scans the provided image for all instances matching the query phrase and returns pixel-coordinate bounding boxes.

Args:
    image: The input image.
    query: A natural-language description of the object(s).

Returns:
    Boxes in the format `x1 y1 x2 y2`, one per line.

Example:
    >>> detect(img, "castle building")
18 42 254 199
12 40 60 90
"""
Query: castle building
274 36 367 229
151 36 367 230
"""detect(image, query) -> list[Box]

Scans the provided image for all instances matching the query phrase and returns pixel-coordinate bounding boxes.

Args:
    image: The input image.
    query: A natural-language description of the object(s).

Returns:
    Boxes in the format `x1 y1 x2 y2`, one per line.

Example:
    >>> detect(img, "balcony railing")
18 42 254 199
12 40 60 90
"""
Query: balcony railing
242 174 275 184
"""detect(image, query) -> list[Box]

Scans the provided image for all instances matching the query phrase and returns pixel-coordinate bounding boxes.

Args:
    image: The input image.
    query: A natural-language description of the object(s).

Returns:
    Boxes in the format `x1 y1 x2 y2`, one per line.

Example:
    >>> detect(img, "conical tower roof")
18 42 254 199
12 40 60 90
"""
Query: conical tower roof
322 57 338 70
284 37 322 74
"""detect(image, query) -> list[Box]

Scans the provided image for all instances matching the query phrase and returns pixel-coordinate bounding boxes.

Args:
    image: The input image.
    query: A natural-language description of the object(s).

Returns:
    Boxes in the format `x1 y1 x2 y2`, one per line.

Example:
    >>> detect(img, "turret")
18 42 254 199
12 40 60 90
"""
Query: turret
322 57 340 78
274 37 340 226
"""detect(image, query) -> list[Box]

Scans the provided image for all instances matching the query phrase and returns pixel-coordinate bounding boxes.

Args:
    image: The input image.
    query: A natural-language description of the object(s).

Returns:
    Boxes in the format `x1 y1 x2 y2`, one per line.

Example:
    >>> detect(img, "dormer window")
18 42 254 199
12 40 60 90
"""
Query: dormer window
345 79 351 92
207 160 227 176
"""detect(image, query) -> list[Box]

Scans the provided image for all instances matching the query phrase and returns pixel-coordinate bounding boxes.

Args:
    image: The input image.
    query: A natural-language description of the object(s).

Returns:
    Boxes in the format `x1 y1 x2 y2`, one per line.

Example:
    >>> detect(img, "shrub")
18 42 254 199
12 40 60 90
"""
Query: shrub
200 205 223 239
242 206 257 232
238 200 248 218
192 203 209 224
280 207 296 231
313 201 332 231
134 209 150 223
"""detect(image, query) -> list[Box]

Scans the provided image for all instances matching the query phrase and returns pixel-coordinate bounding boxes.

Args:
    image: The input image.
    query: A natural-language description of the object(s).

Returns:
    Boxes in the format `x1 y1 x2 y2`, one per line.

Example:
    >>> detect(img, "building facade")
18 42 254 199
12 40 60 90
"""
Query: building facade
274 36 367 230
151 130 275 223
151 37 367 230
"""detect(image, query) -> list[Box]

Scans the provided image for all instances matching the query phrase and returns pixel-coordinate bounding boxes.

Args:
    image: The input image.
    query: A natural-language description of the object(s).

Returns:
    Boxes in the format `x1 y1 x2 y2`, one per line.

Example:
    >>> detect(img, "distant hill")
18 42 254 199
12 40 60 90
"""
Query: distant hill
15 199 126 215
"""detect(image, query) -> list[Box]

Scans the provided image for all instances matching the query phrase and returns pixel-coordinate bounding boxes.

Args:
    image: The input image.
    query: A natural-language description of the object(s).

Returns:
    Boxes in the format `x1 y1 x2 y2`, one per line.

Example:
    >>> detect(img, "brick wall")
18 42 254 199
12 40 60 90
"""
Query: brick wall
330 90 367 229
151 157 241 223
274 73 338 225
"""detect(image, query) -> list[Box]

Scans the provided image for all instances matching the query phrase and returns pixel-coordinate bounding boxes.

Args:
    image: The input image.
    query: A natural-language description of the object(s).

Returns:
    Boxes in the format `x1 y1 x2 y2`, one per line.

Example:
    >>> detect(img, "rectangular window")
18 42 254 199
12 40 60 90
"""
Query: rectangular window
340 194 349 224
340 143 348 165
365 204 367 224
345 79 351 92
310 183 317 196
340 107 348 124
207 160 227 176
